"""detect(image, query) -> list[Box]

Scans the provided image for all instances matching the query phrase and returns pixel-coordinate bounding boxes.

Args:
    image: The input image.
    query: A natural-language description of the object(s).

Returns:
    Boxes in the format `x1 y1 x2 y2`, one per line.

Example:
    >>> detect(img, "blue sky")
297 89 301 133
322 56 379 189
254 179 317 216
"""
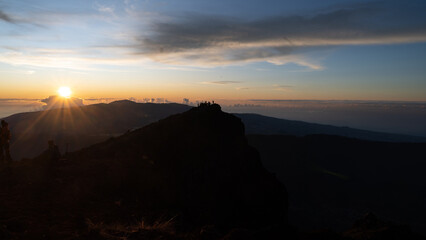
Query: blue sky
0 0 426 101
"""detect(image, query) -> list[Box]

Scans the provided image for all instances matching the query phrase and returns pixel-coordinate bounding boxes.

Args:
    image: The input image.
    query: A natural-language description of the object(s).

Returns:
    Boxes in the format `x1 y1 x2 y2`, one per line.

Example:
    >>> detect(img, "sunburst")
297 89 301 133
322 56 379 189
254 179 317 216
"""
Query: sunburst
58 86 72 98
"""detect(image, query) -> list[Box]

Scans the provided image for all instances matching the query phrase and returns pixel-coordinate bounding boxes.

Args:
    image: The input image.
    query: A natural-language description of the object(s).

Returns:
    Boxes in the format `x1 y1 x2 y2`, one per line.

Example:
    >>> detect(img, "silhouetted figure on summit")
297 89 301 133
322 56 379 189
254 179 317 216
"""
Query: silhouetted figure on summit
0 120 12 163
198 101 212 108
197 101 221 111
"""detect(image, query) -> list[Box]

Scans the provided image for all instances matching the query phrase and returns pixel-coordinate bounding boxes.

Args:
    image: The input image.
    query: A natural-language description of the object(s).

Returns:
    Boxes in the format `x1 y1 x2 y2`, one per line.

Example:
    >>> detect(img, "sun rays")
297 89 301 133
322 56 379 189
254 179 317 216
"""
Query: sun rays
10 89 90 154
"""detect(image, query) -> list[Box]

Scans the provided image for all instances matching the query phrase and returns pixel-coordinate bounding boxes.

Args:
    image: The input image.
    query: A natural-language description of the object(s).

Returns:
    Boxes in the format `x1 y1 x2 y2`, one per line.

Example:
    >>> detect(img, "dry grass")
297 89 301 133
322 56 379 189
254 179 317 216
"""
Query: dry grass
138 216 176 233
86 216 177 240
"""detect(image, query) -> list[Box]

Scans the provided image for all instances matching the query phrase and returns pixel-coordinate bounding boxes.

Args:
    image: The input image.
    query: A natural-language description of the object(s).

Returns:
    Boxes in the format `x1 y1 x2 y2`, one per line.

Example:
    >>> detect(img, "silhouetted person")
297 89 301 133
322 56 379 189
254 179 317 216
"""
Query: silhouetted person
47 140 61 163
0 120 12 163
199 101 213 108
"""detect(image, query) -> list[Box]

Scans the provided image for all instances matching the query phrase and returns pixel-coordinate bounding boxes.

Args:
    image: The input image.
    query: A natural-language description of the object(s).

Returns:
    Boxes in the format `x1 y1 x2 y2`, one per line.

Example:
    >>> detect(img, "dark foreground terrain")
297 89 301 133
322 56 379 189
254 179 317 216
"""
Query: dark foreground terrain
248 134 426 235
0 104 288 239
0 104 424 239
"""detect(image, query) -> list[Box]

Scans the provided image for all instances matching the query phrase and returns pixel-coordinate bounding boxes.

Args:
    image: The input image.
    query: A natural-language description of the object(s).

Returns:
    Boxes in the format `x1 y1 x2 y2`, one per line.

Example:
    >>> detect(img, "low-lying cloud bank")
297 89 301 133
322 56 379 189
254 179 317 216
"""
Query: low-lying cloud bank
0 99 45 118
41 96 85 110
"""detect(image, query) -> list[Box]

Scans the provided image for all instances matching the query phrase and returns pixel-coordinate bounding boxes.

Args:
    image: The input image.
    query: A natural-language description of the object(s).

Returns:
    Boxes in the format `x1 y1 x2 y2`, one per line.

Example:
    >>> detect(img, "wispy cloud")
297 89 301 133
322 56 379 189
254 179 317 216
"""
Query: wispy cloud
2 1 426 71
273 85 293 91
97 5 114 14
0 4 145 70
0 5 92 27
94 2 116 17
0 48 151 71
0 9 15 23
236 87 250 90
128 1 426 68
203 81 241 85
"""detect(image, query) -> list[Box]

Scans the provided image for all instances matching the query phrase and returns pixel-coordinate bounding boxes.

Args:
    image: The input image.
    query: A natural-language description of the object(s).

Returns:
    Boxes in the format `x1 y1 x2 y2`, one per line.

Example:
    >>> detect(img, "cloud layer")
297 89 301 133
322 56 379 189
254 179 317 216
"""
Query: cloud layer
41 96 85 110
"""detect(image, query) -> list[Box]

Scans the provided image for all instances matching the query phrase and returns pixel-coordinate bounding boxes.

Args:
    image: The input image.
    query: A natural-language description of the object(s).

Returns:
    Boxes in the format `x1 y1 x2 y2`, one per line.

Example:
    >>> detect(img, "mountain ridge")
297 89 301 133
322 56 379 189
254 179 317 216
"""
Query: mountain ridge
4 100 425 161
0 103 288 239
5 101 191 160
235 113 426 142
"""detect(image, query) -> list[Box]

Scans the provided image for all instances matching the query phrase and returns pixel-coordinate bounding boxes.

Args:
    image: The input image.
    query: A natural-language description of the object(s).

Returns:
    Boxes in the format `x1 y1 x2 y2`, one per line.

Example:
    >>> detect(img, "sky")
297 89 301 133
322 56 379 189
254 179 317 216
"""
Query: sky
1 0 426 135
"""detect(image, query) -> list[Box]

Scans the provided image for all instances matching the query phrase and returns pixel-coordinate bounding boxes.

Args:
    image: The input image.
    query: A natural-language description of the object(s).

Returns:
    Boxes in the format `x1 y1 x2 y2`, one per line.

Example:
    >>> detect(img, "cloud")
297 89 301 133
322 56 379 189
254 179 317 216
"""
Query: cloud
0 99 45 118
2 1 426 71
0 6 79 26
97 6 114 14
94 2 116 16
0 9 15 23
229 103 261 108
41 96 85 110
236 87 250 90
130 1 426 68
273 85 293 91
83 98 118 103
0 48 151 71
203 81 241 85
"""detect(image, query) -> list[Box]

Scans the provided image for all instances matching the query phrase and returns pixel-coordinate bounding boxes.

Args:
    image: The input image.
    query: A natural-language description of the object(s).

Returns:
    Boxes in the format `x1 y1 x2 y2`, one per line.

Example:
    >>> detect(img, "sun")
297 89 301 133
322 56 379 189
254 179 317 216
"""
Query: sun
58 86 72 98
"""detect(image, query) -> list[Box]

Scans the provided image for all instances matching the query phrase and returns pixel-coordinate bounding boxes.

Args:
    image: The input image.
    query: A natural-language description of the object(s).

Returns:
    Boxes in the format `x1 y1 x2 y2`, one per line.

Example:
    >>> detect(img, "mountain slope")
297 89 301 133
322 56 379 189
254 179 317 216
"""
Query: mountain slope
0 104 287 239
236 113 426 142
247 134 426 234
5 100 191 160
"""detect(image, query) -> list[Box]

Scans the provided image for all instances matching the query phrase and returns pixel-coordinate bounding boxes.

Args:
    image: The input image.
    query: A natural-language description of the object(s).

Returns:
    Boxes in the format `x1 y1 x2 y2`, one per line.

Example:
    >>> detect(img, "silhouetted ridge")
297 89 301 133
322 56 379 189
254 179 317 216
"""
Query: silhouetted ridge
109 99 139 105
7 100 424 161
0 104 287 238
5 100 191 160
236 113 426 142
76 103 287 227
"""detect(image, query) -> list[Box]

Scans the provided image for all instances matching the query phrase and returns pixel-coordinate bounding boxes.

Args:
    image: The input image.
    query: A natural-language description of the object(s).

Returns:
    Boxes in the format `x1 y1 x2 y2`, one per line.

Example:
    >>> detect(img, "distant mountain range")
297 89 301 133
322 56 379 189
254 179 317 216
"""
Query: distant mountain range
4 100 425 160
236 113 426 143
